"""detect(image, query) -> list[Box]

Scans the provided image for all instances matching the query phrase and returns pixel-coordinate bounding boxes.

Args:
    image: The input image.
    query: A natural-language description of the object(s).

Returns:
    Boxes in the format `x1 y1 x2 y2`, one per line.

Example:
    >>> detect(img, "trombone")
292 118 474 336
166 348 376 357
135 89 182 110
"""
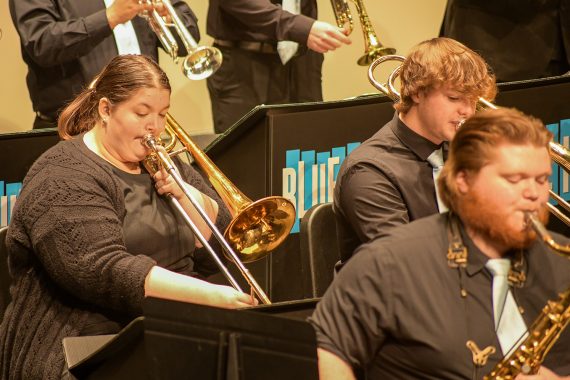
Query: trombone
330 0 395 66
142 114 297 304
368 54 570 227
141 0 222 80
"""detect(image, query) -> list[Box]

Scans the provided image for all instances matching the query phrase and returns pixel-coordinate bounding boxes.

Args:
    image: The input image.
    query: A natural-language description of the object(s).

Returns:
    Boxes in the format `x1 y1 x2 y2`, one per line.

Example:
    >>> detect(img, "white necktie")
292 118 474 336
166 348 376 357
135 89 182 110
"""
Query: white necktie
426 148 447 213
277 0 300 65
104 0 142 55
485 259 529 355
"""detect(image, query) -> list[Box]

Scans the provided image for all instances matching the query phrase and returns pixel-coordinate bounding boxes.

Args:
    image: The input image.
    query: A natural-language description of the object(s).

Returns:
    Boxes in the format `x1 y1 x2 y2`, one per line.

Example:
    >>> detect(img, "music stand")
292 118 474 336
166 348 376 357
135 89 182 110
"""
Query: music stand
68 297 318 380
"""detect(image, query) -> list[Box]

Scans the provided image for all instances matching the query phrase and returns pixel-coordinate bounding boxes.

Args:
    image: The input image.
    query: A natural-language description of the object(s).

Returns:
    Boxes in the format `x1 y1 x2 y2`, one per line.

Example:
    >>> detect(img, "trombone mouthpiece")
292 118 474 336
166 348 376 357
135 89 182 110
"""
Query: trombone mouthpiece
142 134 158 149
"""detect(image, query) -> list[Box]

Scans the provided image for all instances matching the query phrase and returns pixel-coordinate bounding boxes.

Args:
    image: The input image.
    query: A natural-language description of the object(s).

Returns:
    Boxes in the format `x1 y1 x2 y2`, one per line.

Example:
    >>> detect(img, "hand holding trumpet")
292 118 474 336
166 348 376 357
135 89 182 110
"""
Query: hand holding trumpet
106 0 168 29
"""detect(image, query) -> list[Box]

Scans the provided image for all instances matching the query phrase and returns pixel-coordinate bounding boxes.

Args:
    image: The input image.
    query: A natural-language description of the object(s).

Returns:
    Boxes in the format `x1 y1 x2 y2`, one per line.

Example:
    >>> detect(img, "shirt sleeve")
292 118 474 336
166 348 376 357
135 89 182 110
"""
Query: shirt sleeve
338 163 409 243
14 168 156 316
170 0 200 54
9 0 113 67
219 0 315 43
309 245 395 369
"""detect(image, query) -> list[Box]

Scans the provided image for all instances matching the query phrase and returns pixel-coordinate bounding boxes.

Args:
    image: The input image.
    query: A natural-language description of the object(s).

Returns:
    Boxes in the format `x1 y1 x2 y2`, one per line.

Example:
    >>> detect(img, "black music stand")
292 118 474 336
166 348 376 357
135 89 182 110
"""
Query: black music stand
68 297 318 380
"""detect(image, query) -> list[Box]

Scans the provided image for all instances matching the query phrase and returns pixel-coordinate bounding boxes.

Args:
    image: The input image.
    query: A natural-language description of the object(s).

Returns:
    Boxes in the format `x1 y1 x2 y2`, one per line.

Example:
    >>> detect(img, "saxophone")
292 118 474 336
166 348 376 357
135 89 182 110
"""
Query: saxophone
484 212 570 379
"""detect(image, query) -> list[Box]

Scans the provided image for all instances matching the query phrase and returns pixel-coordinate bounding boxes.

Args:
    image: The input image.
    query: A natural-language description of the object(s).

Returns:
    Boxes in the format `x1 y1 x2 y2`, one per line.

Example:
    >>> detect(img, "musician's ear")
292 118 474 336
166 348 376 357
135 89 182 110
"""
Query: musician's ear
455 170 470 194
98 97 112 120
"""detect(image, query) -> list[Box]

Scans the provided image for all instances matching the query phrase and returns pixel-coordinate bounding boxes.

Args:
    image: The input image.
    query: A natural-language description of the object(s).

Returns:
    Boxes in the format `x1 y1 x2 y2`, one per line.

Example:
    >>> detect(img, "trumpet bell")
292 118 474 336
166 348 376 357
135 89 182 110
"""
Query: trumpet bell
225 197 296 262
182 46 223 80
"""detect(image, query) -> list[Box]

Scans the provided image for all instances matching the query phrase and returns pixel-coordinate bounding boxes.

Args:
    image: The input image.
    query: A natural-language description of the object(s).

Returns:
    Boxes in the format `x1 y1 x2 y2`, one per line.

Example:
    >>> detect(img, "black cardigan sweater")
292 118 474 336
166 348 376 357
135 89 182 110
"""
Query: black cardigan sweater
0 137 230 379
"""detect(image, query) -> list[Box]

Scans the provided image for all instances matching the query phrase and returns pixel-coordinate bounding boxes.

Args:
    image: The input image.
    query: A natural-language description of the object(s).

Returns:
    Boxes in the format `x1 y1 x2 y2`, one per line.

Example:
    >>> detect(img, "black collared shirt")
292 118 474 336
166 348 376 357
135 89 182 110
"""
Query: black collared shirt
9 0 199 118
310 213 570 379
334 112 443 265
206 0 315 44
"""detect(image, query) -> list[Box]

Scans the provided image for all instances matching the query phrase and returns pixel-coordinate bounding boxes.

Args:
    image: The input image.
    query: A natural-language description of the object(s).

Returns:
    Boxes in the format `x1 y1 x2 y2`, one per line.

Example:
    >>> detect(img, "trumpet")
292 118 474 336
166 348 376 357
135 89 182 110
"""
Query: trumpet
330 0 395 66
141 0 222 80
368 54 570 227
142 114 297 304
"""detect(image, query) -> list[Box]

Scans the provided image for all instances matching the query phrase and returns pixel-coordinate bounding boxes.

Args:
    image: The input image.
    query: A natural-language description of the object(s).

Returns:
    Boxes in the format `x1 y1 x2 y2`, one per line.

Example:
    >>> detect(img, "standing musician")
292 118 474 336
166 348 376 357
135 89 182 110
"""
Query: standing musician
0 55 256 380
441 0 570 82
9 0 199 129
206 0 352 133
311 108 570 379
334 37 497 268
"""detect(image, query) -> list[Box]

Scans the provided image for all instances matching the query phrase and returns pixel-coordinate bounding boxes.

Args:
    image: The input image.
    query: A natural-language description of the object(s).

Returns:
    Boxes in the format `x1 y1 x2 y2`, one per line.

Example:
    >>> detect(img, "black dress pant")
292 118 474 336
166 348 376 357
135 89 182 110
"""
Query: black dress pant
207 45 324 133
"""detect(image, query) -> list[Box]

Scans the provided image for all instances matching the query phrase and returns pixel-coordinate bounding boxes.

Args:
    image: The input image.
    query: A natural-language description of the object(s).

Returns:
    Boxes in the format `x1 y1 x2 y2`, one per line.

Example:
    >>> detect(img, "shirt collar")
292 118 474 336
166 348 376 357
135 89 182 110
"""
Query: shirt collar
390 112 441 161
458 221 521 277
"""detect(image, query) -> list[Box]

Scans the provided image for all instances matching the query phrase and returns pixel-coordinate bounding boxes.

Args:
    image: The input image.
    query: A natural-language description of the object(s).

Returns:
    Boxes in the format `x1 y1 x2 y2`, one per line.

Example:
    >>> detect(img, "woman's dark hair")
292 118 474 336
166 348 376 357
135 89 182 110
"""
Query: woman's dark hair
58 54 171 140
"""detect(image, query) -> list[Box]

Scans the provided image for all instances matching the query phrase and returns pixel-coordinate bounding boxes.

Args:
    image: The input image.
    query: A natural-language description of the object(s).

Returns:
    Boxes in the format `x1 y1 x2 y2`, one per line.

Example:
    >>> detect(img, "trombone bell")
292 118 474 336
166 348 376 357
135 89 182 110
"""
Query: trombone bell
164 114 296 264
225 197 296 262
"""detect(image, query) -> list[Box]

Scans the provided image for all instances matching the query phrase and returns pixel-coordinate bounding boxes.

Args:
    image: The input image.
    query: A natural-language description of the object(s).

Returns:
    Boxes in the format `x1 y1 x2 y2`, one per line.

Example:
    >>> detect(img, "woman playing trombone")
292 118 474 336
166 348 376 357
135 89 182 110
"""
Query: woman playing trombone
0 54 256 379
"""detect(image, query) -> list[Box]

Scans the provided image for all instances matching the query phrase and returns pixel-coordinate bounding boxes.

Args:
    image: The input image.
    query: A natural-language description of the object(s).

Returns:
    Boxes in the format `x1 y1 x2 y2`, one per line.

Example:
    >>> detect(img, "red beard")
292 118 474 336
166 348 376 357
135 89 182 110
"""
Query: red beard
456 190 549 250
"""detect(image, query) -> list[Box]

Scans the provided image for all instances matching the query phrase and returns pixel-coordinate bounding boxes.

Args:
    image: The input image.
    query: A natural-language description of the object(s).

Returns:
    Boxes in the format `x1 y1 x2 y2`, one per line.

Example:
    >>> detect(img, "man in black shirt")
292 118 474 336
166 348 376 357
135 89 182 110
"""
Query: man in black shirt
334 37 497 267
311 108 570 379
10 0 199 129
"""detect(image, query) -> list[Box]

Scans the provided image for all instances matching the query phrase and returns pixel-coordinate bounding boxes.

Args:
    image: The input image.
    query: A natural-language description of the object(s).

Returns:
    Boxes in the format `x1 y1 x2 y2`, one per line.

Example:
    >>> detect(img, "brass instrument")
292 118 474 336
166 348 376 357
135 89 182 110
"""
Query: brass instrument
483 212 570 379
330 0 395 66
142 114 297 304
141 0 222 80
368 54 570 226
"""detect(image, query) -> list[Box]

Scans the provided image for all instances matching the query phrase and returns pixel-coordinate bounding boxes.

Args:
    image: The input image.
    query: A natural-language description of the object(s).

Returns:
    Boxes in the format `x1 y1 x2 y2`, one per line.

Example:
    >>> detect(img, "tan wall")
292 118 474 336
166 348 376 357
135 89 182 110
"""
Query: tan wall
0 0 446 134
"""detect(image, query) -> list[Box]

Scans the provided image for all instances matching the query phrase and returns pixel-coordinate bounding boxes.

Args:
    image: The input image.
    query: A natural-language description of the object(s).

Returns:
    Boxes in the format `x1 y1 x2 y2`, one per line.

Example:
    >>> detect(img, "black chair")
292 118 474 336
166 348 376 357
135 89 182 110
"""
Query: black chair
299 203 340 297
0 226 10 322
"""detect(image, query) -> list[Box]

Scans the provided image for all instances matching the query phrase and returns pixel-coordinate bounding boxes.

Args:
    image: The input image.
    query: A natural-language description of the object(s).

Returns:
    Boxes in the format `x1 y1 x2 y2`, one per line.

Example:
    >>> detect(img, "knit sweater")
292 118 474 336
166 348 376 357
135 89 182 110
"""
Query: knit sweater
0 137 230 379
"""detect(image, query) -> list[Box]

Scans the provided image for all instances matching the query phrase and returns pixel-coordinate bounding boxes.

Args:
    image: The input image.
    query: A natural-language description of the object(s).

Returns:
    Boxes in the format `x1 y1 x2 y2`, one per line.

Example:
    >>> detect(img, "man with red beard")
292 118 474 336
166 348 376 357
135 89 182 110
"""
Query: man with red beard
310 108 570 380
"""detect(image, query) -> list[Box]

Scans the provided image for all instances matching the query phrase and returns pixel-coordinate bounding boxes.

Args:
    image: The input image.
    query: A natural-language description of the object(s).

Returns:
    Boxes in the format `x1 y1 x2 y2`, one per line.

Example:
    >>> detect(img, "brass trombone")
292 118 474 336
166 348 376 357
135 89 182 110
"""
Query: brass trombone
142 114 297 304
141 0 222 80
330 0 395 66
368 54 570 226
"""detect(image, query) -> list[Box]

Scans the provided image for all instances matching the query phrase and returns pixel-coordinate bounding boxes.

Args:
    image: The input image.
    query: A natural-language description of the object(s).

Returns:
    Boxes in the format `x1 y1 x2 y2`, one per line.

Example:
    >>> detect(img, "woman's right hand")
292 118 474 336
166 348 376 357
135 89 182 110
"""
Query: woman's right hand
211 284 259 309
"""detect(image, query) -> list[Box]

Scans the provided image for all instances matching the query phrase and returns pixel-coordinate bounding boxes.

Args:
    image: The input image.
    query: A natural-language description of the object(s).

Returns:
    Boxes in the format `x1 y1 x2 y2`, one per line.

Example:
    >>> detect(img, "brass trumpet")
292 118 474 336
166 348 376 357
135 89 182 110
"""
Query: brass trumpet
141 0 222 80
368 54 570 226
330 0 395 66
143 114 297 304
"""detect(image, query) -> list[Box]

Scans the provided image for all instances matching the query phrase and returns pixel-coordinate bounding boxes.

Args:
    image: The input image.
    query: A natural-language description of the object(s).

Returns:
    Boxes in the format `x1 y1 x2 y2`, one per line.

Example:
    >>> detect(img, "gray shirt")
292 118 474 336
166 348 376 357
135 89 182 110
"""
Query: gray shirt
334 112 442 266
310 213 570 379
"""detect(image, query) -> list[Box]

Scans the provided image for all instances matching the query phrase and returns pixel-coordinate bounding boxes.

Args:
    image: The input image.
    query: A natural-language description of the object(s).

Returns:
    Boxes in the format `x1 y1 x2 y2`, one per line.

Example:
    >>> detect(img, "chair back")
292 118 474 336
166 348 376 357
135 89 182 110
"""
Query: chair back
299 203 340 297
0 226 10 322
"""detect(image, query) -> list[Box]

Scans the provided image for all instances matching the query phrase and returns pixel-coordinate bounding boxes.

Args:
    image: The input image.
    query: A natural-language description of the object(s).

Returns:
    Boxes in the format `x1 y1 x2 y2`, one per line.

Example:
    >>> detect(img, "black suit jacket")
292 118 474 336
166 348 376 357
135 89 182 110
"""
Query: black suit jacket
441 0 570 81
